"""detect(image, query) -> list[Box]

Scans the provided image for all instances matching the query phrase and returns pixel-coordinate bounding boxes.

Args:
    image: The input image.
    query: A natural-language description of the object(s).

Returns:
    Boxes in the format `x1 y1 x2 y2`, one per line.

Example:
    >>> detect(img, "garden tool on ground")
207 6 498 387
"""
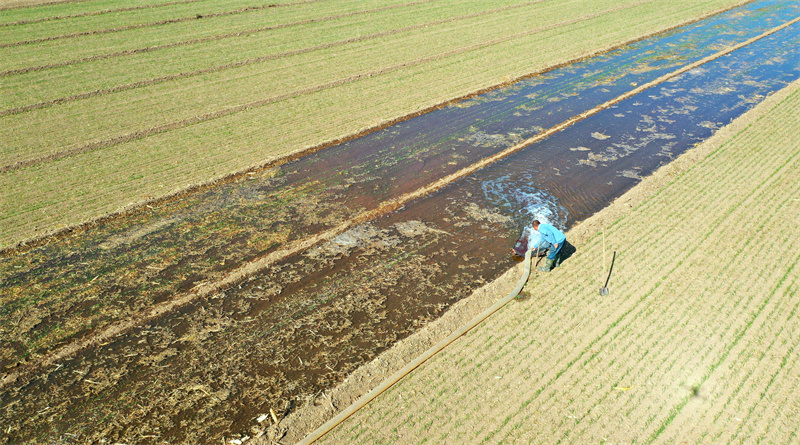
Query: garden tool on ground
600 250 616 296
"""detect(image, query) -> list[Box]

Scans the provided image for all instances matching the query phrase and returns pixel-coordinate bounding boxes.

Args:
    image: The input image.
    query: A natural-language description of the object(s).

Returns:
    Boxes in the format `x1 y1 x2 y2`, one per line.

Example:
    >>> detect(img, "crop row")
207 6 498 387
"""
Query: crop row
0 0 204 25
3 0 605 164
316 80 800 444
0 0 207 13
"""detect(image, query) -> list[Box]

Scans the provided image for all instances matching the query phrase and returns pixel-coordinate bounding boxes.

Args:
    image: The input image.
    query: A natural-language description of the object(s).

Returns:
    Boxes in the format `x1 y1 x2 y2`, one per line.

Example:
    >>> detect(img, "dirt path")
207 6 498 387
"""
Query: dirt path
286 78 800 444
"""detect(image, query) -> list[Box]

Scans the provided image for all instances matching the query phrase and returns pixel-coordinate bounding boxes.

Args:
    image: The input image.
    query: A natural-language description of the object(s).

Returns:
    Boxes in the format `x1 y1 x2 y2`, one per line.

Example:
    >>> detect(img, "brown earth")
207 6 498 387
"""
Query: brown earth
273 78 800 445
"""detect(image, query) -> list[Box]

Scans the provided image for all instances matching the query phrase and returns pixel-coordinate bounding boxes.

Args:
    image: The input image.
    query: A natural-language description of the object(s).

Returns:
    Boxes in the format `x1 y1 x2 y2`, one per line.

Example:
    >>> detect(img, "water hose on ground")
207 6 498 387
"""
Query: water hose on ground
297 246 536 444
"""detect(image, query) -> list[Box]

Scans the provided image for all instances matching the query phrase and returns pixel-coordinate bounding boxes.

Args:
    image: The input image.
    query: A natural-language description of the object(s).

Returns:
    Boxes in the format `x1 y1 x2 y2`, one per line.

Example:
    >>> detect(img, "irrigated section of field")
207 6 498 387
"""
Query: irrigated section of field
1 0 751 247
4 1 798 443
314 79 800 445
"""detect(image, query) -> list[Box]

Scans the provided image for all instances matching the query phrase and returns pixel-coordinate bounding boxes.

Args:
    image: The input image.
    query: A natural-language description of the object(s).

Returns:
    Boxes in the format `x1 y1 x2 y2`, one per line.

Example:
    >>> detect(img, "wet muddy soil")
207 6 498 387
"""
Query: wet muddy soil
2 1 799 443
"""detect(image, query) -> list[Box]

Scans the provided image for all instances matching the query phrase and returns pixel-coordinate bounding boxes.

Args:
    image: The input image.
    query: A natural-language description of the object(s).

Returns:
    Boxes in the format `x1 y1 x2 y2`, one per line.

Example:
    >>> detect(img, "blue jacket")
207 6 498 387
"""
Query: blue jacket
537 223 566 245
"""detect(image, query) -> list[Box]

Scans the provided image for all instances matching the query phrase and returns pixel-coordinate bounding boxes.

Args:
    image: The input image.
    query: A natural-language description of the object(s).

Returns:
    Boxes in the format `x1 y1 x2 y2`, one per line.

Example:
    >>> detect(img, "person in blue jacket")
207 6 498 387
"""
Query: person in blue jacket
533 220 566 272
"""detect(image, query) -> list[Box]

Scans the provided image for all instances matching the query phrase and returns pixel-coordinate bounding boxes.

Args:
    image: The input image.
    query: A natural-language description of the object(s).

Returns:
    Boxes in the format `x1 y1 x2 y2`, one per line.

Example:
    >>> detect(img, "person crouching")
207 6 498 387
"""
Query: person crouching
532 220 566 272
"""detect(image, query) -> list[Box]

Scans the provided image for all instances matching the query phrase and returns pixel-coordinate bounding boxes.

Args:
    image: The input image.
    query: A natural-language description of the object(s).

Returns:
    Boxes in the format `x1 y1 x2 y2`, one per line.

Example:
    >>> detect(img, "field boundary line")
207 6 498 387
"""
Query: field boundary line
0 0 204 26
0 7 786 393
0 1 653 173
0 0 553 116
0 0 434 75
0 0 332 48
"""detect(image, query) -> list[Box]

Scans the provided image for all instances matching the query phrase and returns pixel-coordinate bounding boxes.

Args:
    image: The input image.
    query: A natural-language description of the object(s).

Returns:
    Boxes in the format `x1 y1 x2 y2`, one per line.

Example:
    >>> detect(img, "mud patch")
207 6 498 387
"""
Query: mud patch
99 217 181 250
307 224 400 259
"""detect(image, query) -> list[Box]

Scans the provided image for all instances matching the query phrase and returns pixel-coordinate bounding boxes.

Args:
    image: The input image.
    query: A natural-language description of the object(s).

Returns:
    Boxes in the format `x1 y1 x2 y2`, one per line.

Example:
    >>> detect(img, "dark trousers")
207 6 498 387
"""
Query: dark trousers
539 241 563 262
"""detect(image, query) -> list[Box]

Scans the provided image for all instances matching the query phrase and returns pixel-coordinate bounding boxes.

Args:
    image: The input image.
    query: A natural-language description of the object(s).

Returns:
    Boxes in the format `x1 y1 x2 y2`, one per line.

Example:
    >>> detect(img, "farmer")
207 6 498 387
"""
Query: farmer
533 219 566 272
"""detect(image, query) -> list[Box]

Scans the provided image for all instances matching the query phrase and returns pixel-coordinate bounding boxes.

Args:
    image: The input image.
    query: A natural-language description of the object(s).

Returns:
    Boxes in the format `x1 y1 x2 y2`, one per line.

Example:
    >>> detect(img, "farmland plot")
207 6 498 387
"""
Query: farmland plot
314 78 800 445
2 0 796 398
4 0 648 163
2 1 798 444
1 0 752 247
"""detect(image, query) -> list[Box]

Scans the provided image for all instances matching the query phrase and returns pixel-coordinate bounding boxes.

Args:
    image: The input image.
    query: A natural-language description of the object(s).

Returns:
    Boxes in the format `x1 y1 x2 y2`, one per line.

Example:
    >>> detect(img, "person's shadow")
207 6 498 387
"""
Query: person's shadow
558 240 576 265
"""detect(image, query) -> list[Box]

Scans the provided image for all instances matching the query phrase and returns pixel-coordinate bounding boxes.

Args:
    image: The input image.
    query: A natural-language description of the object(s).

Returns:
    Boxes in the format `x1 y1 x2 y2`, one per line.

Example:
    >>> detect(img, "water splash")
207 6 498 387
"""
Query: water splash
481 174 569 254
481 174 568 228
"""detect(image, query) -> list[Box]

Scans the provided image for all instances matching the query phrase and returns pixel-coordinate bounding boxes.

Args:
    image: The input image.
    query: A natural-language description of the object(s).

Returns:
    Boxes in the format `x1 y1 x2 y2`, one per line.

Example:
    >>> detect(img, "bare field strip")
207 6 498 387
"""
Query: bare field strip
0 0 754 248
2 0 637 165
311 79 800 445
0 0 542 111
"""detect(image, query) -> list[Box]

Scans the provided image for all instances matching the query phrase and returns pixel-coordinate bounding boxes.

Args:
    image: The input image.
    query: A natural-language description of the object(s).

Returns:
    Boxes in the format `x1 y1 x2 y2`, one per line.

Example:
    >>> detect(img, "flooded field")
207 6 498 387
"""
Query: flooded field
2 1 799 443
